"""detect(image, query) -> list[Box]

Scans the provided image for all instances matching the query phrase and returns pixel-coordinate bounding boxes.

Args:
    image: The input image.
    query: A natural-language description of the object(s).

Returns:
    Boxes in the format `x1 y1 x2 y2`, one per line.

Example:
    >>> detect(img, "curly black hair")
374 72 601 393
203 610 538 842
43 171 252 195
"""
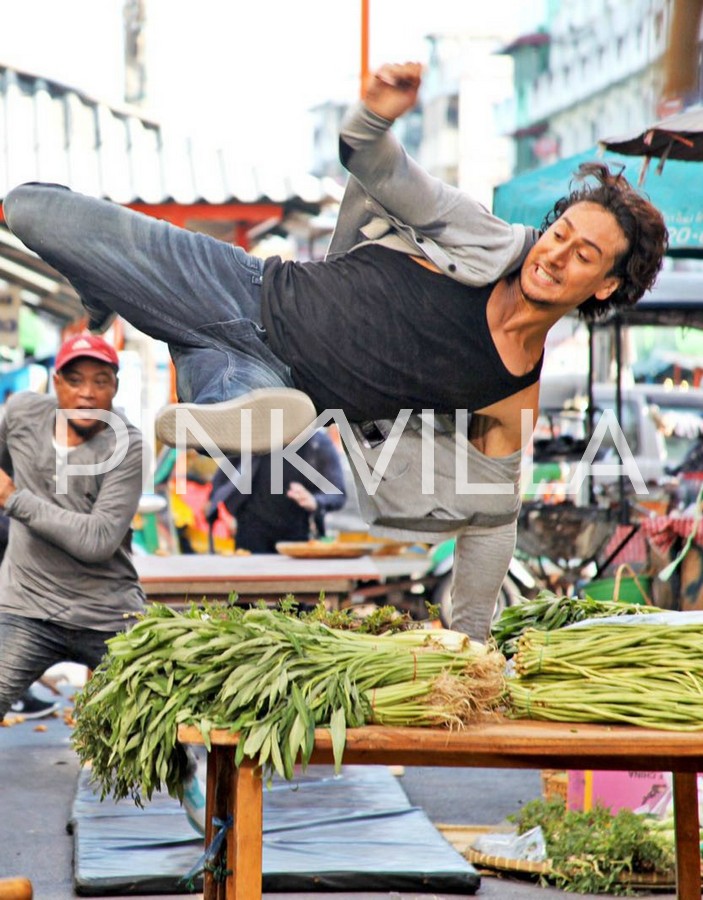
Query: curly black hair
540 162 669 321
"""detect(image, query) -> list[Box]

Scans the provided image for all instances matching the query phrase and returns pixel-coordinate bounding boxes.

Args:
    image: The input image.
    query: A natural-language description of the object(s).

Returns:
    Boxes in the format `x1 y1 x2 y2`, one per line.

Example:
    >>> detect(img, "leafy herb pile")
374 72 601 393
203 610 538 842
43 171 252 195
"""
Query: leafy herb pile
72 600 505 805
509 797 675 895
491 591 660 658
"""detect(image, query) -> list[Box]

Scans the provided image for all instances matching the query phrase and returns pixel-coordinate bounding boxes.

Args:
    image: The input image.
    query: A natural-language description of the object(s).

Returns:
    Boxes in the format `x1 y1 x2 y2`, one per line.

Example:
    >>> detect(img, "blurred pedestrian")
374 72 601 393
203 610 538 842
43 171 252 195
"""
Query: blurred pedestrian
206 429 346 552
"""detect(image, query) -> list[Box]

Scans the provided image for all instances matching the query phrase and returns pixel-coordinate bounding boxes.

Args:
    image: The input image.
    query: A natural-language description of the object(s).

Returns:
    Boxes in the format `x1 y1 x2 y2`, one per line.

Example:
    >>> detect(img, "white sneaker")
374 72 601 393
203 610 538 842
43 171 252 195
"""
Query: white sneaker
155 388 317 454
182 771 207 836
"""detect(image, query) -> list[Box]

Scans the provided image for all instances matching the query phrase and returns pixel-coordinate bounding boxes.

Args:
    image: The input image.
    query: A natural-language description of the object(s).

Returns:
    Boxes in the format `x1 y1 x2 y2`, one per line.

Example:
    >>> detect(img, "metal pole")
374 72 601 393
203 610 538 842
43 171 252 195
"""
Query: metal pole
587 323 595 505
360 0 370 98
614 316 629 524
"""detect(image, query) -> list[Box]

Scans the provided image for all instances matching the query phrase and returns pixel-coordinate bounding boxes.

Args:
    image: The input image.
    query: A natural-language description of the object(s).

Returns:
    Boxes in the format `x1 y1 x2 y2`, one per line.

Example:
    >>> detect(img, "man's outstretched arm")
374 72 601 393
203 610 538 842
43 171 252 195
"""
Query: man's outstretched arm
334 62 534 284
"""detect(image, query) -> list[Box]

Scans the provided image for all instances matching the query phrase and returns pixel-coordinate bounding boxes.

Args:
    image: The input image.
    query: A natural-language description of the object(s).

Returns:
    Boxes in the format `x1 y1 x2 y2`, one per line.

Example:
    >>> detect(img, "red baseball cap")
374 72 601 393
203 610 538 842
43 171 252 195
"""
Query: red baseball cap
55 334 120 372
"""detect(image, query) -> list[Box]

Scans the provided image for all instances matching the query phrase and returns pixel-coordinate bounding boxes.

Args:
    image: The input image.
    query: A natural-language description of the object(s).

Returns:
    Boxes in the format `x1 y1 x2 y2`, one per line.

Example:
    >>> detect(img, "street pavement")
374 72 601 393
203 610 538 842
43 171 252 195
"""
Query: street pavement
0 678 678 900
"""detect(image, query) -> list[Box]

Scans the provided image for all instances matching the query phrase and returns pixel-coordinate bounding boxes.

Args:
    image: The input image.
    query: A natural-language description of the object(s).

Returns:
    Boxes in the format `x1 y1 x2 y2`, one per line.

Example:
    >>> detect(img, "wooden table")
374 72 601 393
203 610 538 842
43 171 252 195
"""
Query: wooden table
178 720 702 900
135 552 434 610
135 553 383 607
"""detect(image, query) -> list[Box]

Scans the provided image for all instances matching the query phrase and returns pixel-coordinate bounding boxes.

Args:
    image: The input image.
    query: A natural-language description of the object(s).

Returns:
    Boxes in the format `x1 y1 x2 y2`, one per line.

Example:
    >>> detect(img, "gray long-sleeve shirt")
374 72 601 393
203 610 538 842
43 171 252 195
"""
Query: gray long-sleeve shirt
0 392 145 630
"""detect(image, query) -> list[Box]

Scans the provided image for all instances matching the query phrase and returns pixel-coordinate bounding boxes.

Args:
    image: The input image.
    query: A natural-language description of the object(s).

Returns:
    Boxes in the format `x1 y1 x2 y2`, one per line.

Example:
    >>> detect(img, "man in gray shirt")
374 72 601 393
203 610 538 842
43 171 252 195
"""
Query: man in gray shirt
0 333 209 832
0 333 145 719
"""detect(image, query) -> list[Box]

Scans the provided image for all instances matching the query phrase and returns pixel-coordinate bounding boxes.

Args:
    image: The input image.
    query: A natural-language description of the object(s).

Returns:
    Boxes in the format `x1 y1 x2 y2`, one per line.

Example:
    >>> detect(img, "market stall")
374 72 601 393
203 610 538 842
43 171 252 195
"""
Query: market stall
71 597 703 897
134 551 381 607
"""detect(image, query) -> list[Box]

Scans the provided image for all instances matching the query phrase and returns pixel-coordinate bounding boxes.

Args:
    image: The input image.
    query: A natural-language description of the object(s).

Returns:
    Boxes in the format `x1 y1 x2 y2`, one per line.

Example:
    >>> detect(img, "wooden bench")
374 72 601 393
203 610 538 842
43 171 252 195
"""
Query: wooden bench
178 719 702 900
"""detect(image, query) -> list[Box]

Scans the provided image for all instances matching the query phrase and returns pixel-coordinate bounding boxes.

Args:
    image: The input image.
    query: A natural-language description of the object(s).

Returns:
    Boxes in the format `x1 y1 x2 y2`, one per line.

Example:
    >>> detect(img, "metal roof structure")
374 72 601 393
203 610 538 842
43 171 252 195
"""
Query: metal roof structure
0 63 342 324
601 106 703 167
596 269 703 330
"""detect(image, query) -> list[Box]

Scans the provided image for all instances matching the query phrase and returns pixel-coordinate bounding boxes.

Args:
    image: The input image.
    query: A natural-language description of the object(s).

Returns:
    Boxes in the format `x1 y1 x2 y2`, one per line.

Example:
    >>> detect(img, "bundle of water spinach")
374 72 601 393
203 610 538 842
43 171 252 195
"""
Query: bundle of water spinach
507 615 703 730
491 590 659 658
72 602 505 805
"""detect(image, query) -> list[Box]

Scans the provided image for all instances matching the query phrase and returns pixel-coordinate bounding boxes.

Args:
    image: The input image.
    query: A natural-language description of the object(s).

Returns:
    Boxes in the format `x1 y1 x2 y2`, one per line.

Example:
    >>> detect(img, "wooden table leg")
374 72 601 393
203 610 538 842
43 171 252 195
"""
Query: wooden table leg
204 744 233 900
672 771 701 900
229 759 263 900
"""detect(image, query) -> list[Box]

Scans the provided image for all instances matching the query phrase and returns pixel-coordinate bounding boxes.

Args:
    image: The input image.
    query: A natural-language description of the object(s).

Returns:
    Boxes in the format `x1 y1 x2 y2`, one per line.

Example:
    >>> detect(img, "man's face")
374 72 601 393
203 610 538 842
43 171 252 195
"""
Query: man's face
520 201 629 310
53 357 118 439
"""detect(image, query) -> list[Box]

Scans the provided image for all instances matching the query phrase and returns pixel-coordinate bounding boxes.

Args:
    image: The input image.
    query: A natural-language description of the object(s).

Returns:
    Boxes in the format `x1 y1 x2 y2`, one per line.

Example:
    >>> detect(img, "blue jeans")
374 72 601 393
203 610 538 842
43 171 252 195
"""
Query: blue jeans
0 613 116 718
2 183 294 403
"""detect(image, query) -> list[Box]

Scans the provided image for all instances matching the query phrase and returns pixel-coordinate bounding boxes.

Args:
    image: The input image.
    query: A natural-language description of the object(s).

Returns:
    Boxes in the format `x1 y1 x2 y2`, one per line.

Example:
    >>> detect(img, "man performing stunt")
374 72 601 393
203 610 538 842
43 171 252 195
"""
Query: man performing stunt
2 62 667 640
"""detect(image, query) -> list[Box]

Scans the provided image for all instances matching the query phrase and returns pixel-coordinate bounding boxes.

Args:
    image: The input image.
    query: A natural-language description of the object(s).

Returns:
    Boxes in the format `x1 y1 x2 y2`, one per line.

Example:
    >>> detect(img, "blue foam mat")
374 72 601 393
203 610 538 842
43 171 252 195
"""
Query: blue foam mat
70 764 479 895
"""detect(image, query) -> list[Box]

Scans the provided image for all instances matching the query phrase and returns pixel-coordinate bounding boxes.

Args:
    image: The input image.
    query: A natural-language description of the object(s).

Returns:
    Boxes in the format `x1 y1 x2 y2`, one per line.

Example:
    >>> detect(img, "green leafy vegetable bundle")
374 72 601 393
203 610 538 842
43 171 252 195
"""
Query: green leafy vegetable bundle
72 602 505 805
491 591 660 658
507 618 703 730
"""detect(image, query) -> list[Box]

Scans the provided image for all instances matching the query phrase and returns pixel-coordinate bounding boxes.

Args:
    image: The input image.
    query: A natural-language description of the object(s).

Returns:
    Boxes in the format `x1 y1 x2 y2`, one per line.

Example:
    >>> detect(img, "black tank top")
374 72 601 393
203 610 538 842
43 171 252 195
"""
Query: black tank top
261 244 542 422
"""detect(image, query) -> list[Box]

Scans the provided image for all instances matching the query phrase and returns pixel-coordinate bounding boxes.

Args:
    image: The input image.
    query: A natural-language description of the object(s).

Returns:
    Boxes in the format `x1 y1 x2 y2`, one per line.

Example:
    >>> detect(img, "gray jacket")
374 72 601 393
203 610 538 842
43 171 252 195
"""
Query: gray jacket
0 392 145 630
327 102 539 538
326 102 541 638
328 104 537 284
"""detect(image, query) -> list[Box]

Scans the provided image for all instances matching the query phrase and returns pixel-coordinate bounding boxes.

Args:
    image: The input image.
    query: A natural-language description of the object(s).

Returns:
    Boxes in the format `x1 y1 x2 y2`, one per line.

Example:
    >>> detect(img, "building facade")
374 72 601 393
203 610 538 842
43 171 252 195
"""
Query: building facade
497 0 682 175
310 23 519 211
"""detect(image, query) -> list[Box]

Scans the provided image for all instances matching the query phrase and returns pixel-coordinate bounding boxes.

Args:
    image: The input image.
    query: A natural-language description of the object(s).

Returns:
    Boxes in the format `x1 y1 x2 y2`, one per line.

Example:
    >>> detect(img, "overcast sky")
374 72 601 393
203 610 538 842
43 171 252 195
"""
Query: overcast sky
0 0 535 165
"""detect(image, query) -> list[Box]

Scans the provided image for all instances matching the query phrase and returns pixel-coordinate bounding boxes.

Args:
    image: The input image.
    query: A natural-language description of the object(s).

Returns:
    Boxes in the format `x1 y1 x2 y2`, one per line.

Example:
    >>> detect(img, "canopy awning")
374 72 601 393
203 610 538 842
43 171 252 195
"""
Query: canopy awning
0 63 342 324
600 106 703 165
492 147 703 257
